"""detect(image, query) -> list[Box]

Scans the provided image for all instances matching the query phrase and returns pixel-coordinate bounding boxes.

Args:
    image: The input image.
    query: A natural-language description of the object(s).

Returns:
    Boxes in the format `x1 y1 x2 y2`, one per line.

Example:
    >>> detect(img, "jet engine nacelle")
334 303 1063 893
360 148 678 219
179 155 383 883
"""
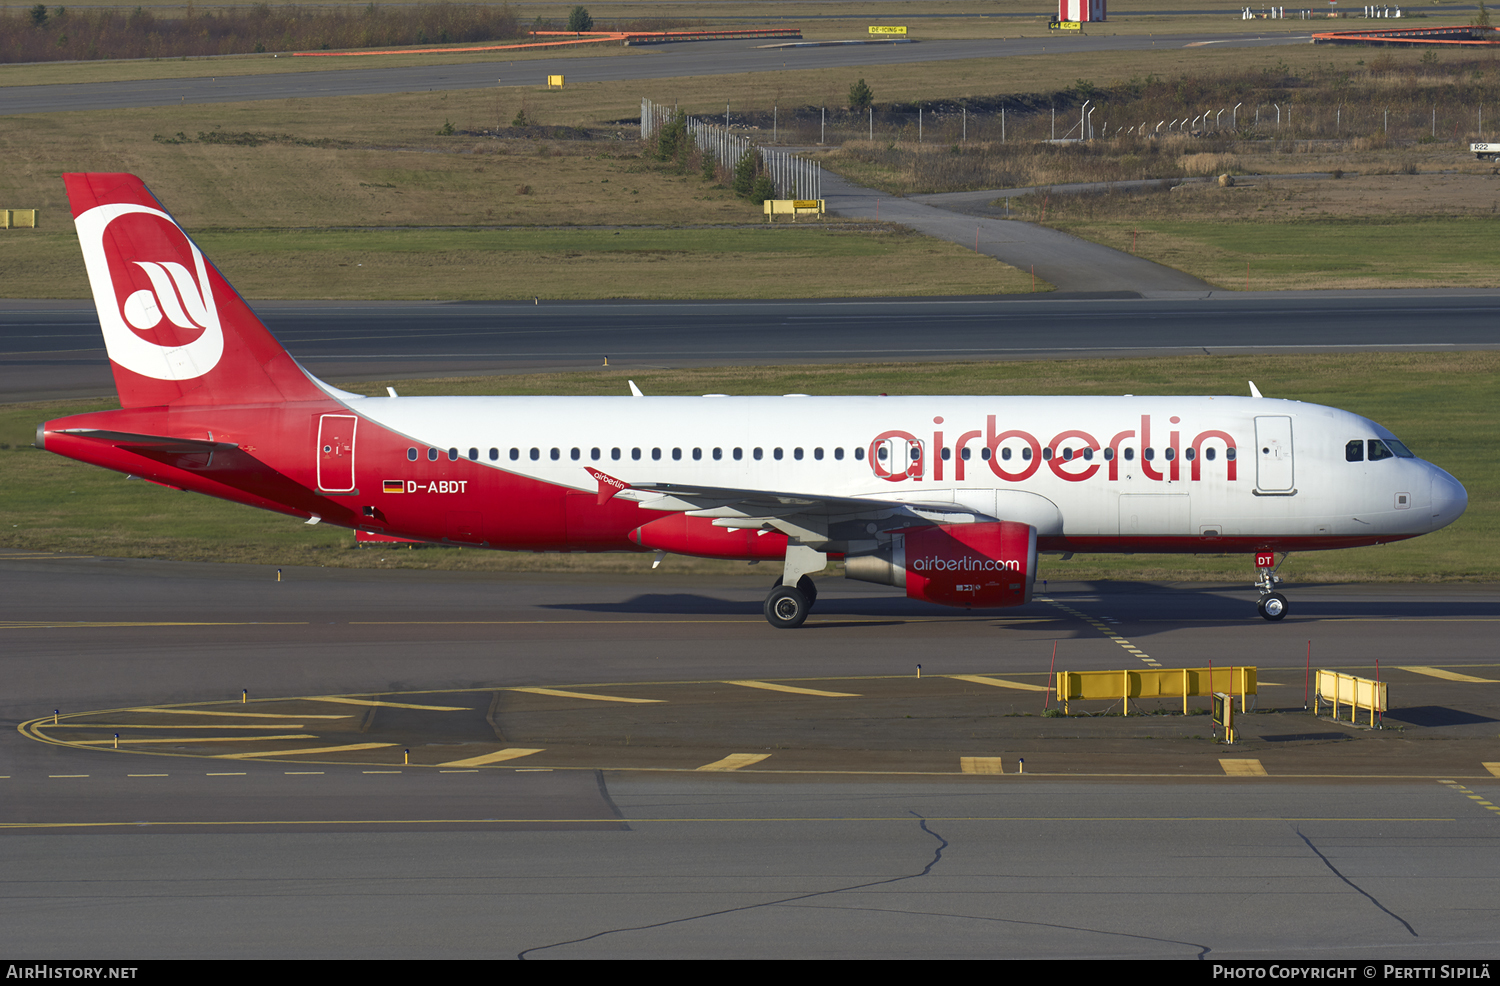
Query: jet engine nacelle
844 521 1038 608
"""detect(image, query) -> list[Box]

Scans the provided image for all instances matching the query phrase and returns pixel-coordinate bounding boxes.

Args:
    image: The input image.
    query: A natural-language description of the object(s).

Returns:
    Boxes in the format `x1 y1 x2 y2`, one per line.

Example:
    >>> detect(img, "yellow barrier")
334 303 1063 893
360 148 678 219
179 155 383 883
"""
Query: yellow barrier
3 210 37 228
763 199 824 222
1056 666 1257 716
547 74 564 88
1315 669 1386 727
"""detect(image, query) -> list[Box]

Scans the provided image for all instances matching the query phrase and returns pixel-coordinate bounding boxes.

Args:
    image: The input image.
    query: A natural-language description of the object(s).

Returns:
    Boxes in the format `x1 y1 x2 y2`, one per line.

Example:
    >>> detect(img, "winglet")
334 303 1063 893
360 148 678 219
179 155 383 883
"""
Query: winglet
1248 380 1263 399
628 380 644 397
586 467 631 506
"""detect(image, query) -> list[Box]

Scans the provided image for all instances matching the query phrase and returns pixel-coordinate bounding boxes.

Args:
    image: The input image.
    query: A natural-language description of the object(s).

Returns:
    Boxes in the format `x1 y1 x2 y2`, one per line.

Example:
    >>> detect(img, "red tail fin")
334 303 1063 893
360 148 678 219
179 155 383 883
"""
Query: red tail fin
65 173 327 408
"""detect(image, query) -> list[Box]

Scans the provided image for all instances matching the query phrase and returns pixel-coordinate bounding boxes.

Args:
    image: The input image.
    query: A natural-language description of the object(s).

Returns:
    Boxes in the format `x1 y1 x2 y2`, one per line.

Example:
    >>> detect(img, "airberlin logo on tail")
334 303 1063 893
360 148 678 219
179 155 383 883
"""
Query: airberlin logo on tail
74 203 224 382
120 261 211 334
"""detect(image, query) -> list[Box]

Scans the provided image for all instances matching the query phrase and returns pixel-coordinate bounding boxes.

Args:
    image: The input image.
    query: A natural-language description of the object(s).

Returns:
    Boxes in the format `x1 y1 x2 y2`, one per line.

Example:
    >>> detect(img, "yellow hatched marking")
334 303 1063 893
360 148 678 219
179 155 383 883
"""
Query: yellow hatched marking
74 734 315 745
1483 763 1500 777
960 757 1005 774
1400 666 1498 683
1040 598 1157 664
948 674 1048 693
508 687 663 704
304 697 469 711
132 707 351 719
439 748 544 767
218 742 396 759
1220 759 1268 776
0 621 306 629
726 680 860 697
696 753 771 771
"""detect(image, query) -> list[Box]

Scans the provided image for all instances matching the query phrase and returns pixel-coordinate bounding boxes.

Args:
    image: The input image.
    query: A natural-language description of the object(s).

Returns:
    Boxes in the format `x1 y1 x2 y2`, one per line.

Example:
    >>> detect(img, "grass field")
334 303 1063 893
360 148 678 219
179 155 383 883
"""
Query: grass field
2 353 1491 584
2 224 1029 299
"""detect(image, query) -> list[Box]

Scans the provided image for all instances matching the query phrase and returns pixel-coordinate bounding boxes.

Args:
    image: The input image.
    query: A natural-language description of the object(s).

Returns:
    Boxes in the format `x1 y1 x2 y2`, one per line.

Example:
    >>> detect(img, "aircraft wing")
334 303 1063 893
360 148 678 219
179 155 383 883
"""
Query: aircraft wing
586 468 987 542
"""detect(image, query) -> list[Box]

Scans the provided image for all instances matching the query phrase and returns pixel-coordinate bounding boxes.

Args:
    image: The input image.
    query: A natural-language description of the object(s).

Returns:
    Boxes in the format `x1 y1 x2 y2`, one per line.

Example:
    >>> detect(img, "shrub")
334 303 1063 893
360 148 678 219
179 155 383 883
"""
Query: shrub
567 6 592 32
849 78 873 112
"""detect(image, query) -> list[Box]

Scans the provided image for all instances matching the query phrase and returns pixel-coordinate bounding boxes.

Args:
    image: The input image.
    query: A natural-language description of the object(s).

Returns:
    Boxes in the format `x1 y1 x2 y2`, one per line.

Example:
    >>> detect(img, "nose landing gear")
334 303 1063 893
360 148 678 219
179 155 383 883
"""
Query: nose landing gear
1254 551 1289 621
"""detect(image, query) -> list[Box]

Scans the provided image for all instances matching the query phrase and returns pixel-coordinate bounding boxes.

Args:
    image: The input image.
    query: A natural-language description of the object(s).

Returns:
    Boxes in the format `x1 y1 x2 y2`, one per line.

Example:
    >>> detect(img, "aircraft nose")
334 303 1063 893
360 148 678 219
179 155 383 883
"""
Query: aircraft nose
1429 468 1468 532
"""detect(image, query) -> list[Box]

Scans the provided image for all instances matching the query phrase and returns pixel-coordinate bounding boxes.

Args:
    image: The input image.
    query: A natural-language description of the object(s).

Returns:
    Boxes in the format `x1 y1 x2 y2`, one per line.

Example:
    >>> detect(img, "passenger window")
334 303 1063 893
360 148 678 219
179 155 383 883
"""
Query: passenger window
407 448 417 461
570 448 580 461
632 448 642 461
1083 448 1094 461
651 448 661 461
1164 448 1176 461
1144 448 1155 461
733 448 743 461
1226 448 1236 460
773 448 784 460
1021 448 1031 461
1184 448 1195 461
814 448 824 460
510 448 519 461
1205 447 1216 461
834 447 844 460
692 448 701 461
713 448 723 460
468 448 478 461
612 448 621 461
1103 448 1114 461
855 447 865 461
876 446 888 461
448 448 458 461
530 448 540 461
550 448 560 461
427 448 438 462
1042 448 1053 461
1124 448 1135 461
1368 440 1394 461
960 447 971 460
1346 440 1364 462
981 448 991 460
591 448 601 461
489 448 499 461
941 447 951 461
672 448 681 461
793 448 803 460
754 448 764 461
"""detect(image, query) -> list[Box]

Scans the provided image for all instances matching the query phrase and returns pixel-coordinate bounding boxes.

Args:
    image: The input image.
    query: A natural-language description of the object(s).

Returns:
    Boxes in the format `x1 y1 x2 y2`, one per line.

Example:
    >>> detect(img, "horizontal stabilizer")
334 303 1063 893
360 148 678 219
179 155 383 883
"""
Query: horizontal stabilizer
55 428 241 453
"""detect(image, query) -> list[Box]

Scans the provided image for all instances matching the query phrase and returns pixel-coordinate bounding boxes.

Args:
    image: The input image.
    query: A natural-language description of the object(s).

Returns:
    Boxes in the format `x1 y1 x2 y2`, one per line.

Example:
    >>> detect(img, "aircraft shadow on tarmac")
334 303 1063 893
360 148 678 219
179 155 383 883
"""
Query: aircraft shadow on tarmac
541 581 1500 632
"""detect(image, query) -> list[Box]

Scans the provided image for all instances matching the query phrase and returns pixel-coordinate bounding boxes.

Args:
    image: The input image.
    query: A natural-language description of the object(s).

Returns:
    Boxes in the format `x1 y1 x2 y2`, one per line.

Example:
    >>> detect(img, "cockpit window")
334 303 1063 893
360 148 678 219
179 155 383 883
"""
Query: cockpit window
1386 439 1415 458
1367 439 1394 461
1345 440 1364 462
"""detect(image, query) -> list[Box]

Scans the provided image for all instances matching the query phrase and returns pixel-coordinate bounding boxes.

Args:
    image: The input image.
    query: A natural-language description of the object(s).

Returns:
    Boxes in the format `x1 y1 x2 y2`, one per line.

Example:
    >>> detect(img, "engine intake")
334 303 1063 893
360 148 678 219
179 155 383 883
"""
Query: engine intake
845 521 1038 608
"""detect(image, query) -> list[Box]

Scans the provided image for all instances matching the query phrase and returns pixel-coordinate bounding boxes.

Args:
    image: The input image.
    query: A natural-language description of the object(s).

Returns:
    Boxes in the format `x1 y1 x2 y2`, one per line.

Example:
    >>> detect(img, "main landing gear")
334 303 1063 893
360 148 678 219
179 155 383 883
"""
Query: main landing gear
764 543 827 629
1255 552 1289 621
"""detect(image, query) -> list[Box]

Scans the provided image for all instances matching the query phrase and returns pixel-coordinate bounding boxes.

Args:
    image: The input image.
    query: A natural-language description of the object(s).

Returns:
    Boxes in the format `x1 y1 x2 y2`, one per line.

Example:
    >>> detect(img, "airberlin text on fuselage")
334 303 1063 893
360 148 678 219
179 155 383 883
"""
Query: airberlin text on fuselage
870 413 1240 484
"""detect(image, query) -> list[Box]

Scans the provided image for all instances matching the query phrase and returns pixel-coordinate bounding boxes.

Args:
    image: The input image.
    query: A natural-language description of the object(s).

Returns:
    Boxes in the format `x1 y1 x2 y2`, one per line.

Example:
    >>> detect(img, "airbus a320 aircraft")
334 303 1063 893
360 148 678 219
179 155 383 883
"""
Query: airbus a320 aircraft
38 174 1468 627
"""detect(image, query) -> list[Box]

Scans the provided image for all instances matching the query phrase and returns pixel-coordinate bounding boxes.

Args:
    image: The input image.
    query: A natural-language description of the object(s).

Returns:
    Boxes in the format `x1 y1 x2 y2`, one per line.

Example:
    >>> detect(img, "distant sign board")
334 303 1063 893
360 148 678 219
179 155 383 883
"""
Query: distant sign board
1049 20 1083 30
547 75 564 88
868 25 907 34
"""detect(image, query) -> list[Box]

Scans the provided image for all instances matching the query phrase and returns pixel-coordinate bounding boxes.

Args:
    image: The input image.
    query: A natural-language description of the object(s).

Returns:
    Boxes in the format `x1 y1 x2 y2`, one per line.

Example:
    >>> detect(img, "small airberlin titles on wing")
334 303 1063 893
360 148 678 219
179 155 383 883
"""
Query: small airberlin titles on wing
587 467 632 505
869 413 1240 484
384 480 470 494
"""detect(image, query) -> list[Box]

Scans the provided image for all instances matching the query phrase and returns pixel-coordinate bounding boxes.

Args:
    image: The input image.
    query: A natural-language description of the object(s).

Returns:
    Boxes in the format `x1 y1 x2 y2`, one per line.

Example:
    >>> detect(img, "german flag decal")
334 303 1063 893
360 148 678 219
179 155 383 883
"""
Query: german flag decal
382 480 405 494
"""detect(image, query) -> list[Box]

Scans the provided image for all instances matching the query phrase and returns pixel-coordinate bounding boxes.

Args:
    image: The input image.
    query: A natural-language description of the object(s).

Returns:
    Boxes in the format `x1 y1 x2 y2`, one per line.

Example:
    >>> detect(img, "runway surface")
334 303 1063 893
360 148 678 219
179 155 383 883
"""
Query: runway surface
3 553 1498 957
0 33 1308 116
6 291 1500 403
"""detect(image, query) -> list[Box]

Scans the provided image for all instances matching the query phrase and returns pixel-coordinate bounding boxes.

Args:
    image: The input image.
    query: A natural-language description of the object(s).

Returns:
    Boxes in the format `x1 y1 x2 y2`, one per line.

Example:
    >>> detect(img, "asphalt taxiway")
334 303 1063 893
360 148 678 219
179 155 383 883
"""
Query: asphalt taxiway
3 553 1498 957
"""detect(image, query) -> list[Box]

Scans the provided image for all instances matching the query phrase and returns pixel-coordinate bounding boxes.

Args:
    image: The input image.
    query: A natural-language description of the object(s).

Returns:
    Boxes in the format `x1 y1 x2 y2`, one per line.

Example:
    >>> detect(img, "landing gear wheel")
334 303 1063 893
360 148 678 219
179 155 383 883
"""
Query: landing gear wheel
1257 592 1288 621
770 576 818 608
764 585 811 629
